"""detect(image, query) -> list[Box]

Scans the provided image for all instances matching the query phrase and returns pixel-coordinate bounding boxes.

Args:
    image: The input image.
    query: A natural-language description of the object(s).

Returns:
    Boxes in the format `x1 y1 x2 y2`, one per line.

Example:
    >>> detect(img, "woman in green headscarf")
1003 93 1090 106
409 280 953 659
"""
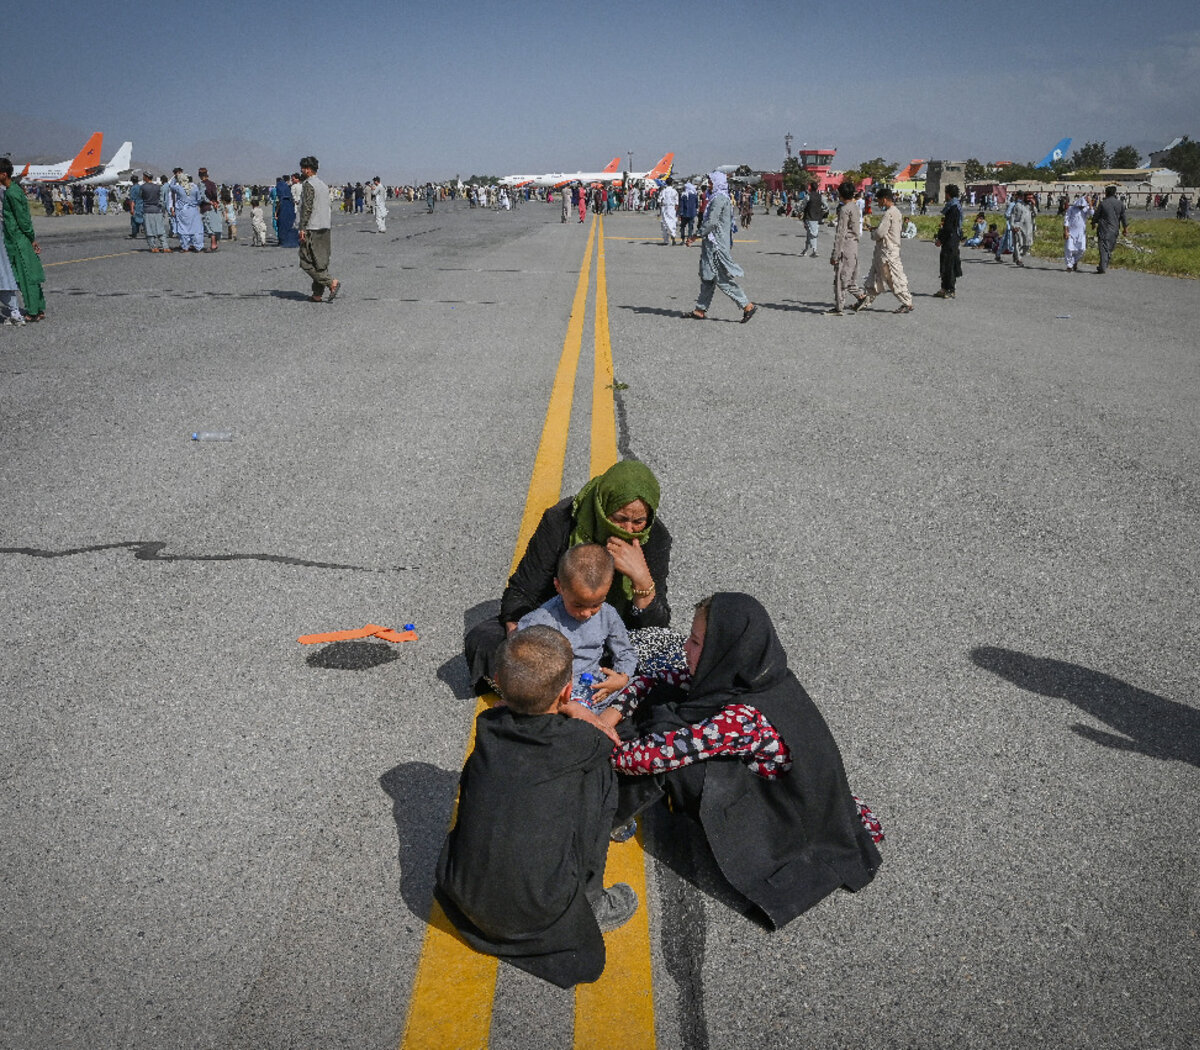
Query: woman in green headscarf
464 460 672 693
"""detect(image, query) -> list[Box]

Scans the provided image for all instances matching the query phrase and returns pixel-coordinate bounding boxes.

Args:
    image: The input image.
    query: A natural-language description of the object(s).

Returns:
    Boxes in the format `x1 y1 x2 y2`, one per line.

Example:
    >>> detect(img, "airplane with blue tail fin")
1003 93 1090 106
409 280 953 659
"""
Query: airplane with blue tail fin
1035 138 1071 169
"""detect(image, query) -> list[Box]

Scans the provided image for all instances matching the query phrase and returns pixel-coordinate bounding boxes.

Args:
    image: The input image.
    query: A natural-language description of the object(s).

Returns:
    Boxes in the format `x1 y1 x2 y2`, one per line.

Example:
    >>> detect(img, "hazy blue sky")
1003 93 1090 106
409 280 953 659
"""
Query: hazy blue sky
6 0 1197 183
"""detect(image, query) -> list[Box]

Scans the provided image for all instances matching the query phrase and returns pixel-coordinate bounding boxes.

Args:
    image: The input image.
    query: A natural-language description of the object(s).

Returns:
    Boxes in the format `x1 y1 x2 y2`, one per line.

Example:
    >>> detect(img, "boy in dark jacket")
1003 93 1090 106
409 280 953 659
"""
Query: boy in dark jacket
435 625 637 988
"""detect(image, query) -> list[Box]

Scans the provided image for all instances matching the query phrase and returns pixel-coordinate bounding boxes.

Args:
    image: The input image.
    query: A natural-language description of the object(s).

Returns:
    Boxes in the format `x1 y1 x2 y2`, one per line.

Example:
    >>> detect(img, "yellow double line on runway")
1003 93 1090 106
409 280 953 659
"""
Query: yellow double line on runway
399 215 656 1050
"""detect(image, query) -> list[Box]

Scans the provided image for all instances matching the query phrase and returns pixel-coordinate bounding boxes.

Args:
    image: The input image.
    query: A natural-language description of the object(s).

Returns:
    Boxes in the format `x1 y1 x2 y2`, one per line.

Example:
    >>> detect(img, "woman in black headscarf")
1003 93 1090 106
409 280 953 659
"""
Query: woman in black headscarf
605 592 882 928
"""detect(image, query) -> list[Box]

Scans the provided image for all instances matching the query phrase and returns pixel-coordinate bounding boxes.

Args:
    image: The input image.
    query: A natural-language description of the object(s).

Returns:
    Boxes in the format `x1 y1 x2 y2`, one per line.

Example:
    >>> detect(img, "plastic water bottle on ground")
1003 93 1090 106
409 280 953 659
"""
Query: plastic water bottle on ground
191 431 233 441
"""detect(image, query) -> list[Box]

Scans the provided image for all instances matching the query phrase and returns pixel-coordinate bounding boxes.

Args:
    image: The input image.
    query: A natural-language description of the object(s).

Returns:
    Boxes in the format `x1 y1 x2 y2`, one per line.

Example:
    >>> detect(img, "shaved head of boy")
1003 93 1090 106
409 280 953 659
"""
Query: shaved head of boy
554 544 615 622
496 625 573 714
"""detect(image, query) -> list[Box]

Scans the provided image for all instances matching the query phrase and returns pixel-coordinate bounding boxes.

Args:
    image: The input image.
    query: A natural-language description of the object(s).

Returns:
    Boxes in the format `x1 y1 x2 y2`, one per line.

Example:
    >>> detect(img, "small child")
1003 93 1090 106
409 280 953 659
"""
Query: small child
435 625 638 988
221 189 237 241
249 198 267 246
517 543 636 710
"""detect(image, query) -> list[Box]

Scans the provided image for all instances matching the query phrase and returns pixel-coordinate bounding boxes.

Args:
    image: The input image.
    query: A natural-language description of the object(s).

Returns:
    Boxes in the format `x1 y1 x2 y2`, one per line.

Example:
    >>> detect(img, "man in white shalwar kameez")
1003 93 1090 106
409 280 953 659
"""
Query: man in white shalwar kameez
658 177 679 245
372 177 388 233
1063 195 1093 272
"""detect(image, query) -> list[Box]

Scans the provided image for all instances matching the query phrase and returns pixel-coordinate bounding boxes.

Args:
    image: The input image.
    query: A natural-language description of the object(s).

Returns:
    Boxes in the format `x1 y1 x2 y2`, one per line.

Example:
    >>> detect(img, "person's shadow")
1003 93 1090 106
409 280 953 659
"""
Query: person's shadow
437 600 497 699
378 762 461 921
970 646 1199 766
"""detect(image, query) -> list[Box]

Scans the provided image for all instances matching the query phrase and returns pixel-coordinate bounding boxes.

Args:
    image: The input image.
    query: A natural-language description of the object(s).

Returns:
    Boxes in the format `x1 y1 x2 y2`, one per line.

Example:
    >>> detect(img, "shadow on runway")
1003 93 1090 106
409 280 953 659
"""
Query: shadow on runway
439 600 499 700
616 305 693 318
0 539 396 573
641 803 761 1050
767 300 826 314
306 640 398 670
379 761 460 921
269 289 318 301
970 646 1199 766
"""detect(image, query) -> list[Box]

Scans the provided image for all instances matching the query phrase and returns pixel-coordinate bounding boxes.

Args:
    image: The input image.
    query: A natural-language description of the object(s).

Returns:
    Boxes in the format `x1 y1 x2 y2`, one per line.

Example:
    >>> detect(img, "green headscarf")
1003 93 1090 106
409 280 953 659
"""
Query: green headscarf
569 460 661 608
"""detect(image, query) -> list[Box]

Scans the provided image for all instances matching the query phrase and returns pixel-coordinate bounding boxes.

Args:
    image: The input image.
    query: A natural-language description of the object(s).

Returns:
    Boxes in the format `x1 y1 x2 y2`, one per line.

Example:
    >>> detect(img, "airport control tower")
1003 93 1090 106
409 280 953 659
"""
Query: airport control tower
797 146 838 191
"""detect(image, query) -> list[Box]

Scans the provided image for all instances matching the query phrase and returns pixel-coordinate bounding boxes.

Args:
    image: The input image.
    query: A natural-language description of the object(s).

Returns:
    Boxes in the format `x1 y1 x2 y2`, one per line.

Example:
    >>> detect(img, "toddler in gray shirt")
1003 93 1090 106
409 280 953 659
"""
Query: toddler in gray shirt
517 544 636 709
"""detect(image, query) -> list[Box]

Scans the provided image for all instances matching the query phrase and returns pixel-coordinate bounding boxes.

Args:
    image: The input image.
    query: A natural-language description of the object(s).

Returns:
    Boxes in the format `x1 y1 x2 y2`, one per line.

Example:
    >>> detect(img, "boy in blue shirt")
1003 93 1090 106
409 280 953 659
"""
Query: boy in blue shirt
517 544 637 709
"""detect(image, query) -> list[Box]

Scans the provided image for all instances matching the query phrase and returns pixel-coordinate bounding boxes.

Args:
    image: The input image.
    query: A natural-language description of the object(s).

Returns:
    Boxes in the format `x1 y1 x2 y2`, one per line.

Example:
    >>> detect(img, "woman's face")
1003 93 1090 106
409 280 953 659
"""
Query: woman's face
609 499 650 533
683 612 707 676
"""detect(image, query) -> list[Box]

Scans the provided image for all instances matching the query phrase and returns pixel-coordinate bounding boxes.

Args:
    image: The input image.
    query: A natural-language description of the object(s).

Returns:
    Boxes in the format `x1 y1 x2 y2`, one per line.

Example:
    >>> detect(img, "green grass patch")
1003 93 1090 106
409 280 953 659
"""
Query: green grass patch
908 213 1199 279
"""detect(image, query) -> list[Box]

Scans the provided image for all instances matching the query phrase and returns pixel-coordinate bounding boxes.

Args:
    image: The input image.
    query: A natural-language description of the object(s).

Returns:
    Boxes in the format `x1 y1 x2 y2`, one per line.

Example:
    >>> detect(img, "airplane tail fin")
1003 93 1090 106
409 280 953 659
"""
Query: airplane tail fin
66 132 105 179
602 156 621 173
107 141 133 173
647 153 674 178
1035 137 1071 169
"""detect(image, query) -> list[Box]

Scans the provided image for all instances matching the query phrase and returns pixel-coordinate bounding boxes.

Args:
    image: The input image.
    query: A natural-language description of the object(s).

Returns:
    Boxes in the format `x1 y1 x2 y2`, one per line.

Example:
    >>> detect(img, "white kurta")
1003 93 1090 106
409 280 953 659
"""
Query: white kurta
658 185 679 242
373 184 388 232
1064 198 1092 268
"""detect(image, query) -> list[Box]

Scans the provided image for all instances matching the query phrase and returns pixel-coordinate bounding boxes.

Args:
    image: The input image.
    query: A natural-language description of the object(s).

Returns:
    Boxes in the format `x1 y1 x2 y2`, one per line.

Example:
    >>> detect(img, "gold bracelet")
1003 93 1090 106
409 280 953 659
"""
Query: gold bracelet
631 583 655 598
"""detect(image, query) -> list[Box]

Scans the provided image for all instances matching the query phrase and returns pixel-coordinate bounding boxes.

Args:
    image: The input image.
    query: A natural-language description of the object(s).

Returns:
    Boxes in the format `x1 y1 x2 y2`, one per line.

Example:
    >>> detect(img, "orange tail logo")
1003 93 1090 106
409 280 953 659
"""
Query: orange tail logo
648 153 674 179
66 132 104 179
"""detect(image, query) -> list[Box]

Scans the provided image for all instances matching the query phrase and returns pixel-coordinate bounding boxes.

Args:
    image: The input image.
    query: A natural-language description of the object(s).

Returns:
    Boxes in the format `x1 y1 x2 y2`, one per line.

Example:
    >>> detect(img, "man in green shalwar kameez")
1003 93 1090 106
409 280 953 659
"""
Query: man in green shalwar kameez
0 158 47 321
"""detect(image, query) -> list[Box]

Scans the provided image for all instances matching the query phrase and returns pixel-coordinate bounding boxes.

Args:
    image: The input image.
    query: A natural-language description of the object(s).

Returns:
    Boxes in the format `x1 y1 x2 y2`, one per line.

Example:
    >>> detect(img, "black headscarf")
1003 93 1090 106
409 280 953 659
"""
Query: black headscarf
675 593 790 723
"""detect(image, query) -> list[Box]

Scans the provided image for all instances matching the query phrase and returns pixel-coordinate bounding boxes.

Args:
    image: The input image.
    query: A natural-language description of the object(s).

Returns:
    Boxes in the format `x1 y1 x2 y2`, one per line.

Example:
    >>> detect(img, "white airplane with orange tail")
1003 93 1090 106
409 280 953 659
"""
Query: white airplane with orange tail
16 132 105 184
499 156 623 188
531 152 674 189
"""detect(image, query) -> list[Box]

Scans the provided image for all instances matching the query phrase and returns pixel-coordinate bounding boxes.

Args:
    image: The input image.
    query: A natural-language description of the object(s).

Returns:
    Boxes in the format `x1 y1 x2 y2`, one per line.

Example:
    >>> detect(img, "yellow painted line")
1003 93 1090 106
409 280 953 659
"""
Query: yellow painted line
575 831 657 1048
574 214 657 1050
589 215 617 480
398 894 497 1049
512 217 597 564
399 218 600 1050
43 250 138 267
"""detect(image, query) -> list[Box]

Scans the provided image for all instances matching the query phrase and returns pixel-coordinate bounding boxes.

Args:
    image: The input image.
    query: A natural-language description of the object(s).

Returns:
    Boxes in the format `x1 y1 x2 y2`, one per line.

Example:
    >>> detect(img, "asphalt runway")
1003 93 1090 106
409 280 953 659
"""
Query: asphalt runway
1 199 1197 1050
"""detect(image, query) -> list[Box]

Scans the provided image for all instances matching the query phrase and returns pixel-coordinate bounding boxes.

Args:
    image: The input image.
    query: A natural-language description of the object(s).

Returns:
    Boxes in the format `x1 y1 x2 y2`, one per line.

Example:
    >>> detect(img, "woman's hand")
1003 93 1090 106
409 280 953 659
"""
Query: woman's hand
606 536 651 592
561 700 620 746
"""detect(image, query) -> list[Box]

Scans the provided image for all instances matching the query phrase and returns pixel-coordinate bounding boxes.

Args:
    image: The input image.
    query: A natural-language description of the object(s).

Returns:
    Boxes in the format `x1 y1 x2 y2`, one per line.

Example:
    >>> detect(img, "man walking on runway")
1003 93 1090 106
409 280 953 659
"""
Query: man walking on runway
801 182 825 257
828 181 863 315
372 177 388 233
297 156 340 303
1092 185 1128 273
853 186 913 314
658 177 679 245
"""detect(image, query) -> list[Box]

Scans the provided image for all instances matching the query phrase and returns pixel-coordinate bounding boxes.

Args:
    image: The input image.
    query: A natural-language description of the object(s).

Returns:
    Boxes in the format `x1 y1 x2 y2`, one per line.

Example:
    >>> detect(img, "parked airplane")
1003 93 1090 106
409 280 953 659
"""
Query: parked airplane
711 164 761 185
1035 137 1072 169
499 156 622 188
72 141 134 187
531 152 674 189
17 132 105 184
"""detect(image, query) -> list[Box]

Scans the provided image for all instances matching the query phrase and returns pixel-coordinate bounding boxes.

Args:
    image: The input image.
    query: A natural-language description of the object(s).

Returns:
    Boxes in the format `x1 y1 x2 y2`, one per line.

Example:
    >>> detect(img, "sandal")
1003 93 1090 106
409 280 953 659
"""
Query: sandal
688 309 706 319
740 303 758 323
894 304 914 314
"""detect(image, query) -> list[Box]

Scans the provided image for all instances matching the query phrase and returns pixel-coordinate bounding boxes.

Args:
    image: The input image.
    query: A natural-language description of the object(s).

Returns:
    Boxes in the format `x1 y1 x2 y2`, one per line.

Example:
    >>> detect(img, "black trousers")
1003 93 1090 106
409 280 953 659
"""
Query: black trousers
940 241 962 291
